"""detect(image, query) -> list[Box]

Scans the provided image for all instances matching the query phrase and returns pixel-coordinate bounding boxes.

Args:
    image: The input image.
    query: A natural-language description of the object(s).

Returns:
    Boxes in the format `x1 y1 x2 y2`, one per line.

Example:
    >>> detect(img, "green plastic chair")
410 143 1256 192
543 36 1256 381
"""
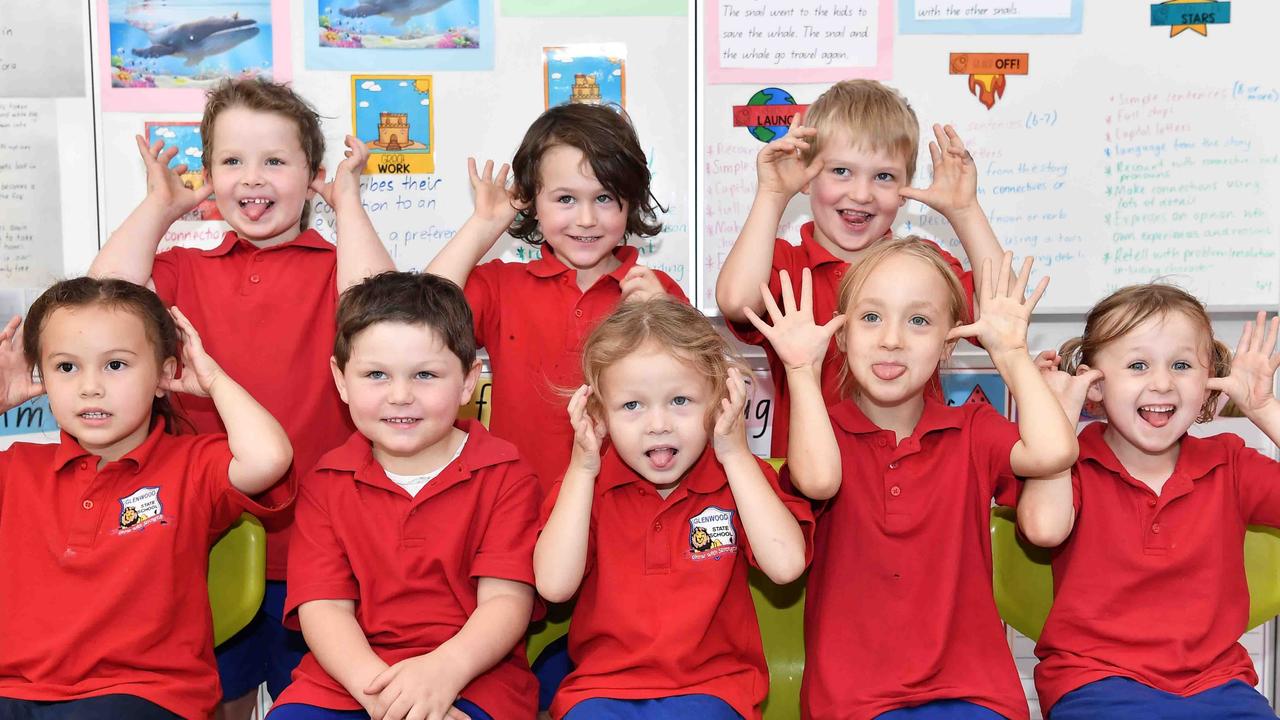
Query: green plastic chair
990 506 1280 641
208 513 266 647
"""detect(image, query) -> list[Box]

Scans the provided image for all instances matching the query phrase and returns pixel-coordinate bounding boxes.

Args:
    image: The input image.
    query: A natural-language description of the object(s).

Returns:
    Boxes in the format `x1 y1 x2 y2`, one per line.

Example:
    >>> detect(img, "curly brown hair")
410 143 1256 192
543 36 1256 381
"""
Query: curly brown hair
508 103 662 244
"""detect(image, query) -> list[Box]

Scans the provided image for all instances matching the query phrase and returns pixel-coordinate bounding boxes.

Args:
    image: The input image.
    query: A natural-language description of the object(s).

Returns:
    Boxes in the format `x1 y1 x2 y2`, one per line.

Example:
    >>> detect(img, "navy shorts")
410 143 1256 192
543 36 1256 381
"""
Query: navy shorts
216 580 309 701
563 695 741 719
1050 677 1277 719
0 695 181 720
875 700 1008 719
267 697 491 719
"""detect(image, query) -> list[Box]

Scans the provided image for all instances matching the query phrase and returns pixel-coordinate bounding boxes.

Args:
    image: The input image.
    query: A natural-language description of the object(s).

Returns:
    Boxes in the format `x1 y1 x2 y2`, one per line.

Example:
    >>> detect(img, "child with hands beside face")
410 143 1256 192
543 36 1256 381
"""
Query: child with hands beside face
749 242 1077 720
533 298 813 720
0 278 292 720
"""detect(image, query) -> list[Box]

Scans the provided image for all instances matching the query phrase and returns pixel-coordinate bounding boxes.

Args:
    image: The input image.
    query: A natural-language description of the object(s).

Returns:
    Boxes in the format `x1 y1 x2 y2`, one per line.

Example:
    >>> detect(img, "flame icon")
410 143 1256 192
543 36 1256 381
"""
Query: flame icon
968 73 1007 110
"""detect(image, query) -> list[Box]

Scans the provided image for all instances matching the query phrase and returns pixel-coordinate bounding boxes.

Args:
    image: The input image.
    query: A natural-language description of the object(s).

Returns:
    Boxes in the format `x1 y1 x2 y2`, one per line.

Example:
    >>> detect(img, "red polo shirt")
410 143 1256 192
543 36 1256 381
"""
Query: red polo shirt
0 422 290 719
544 447 815 720
1033 422 1280 713
726 223 975 457
275 421 540 718
152 229 353 579
800 398 1026 720
465 245 687 491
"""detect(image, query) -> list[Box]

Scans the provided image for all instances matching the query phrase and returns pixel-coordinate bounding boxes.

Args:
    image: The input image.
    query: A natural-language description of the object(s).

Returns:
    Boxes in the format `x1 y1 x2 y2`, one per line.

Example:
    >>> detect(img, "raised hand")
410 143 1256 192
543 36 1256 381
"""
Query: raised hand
134 134 214 222
466 158 519 227
161 307 226 398
568 385 607 475
620 266 665 304
1208 311 1280 418
0 316 43 412
898 124 979 218
312 135 370 208
744 268 845 377
948 252 1048 361
1033 349 1103 421
756 113 822 198
712 366 752 460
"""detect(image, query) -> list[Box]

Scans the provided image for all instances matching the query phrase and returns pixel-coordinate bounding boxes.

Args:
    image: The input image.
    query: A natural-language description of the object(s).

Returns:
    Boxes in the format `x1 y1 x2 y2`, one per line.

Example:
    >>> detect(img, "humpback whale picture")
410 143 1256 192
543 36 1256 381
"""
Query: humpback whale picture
318 0 480 51
339 0 456 27
108 0 275 89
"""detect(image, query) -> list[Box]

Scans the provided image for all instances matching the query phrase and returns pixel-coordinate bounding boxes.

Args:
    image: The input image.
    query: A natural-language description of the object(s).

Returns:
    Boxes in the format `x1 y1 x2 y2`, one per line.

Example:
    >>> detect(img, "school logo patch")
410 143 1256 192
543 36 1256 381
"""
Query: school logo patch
688 506 737 561
117 486 164 533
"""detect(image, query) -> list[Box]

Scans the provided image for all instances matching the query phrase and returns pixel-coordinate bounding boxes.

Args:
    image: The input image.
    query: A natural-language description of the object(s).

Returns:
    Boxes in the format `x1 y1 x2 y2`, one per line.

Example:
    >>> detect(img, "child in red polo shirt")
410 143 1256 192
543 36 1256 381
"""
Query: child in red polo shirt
268 271 541 720
89 79 397 716
0 277 293 720
534 297 814 720
1018 285 1280 720
426 103 686 494
716 79 1007 457
749 240 1078 720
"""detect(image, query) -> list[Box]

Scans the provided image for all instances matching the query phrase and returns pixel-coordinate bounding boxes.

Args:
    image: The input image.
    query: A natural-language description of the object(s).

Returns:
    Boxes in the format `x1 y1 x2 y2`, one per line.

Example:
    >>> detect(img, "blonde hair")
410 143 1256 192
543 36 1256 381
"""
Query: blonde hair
1058 283 1230 423
802 79 920 184
581 297 749 427
834 236 970 397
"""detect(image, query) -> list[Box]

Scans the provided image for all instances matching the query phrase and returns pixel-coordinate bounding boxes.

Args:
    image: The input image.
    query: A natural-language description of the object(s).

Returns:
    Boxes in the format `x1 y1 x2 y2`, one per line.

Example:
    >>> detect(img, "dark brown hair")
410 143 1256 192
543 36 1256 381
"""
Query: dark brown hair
201 78 325 230
580 297 749 429
23 277 187 434
1058 283 1230 423
334 271 476 371
508 103 662 244
802 79 920 184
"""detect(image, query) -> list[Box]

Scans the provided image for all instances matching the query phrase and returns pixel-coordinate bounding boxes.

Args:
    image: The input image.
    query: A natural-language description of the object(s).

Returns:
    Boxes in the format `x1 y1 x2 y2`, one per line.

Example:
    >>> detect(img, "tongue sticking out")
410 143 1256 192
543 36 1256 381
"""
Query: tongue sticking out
1139 408 1174 428
842 211 871 228
646 447 677 470
241 200 272 222
872 363 907 381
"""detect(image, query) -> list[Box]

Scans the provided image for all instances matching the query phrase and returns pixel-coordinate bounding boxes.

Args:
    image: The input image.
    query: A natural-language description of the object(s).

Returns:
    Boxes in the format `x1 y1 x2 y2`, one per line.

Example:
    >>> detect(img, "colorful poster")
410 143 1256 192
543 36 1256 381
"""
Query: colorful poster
352 75 435 174
704 0 893 84
307 0 493 71
898 0 1083 34
144 122 221 222
543 44 626 109
503 0 686 15
99 0 290 112
940 369 1011 418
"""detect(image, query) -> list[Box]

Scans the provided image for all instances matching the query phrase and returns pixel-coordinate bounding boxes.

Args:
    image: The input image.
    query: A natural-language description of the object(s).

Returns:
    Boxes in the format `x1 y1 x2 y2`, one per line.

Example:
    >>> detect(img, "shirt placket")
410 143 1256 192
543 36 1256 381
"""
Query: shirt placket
66 460 110 549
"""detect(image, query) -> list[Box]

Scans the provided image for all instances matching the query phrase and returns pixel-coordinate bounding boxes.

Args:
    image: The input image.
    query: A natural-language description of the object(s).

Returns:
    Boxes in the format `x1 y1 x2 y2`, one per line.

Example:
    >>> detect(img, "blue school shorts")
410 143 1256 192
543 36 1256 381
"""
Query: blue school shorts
217 580 309 701
563 695 742 719
875 699 1008 719
267 698 491 720
1050 677 1277 719
0 695 181 720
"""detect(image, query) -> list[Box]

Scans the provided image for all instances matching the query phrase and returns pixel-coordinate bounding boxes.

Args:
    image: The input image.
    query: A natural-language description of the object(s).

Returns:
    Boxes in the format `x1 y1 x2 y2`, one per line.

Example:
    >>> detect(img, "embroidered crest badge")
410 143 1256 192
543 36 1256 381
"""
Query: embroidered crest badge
688 505 737 560
117 486 164 532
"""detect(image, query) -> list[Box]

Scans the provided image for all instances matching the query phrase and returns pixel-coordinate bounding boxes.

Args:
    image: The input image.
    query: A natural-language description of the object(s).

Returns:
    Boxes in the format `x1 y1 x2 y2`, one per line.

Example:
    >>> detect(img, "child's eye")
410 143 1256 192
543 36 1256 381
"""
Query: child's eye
415 371 437 380
1127 361 1148 371
365 370 387 380
266 157 284 166
557 195 575 205
876 171 897 182
622 400 640 411
671 396 691 407
222 157 240 166
55 362 76 373
595 194 614 205
1172 361 1192 371
861 312 881 323
908 315 929 327
832 167 850 177
105 360 127 371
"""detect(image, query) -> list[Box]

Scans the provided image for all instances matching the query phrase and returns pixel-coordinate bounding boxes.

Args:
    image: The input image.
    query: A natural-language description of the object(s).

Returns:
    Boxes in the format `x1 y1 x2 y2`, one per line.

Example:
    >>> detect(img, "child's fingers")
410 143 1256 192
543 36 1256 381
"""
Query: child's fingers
821 312 847 339
743 306 773 338
160 145 180 165
1024 274 1050 311
1076 367 1104 386
467 157 480 186
172 163 189 177
1012 255 1035 300
778 270 798 315
0 316 20 345
932 123 949 154
446 706 472 720
927 140 942 171
496 162 511 187
945 322 979 342
481 159 494 181
798 268 813 316
759 283 785 324
1235 315 1256 358
995 252 1014 298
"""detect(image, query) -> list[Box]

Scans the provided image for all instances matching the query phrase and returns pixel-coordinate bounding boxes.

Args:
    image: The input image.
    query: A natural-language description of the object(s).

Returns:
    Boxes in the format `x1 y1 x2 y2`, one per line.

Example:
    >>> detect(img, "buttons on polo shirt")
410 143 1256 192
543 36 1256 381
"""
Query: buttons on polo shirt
574 309 583 318
653 521 663 532
249 274 261 284
889 462 898 470
1152 523 1162 534
876 437 887 448
889 486 901 497
1147 499 1157 508
82 500 93 510
78 461 88 470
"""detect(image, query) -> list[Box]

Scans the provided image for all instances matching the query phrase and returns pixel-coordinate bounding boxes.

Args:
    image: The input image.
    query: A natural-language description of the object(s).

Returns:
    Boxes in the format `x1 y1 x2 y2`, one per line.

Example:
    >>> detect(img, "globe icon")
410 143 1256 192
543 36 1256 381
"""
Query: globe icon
746 87 798 143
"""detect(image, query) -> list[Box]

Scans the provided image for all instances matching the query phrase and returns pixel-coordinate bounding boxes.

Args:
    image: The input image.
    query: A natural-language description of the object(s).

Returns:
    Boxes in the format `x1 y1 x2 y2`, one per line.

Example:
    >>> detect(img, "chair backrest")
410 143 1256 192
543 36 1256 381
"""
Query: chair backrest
208 514 266 647
457 377 493 427
990 506 1280 641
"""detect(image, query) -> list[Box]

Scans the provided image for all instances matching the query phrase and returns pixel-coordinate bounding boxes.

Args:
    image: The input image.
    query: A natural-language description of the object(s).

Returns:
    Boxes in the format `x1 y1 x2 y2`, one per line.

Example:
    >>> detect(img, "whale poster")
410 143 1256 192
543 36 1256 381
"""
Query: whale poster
98 0 291 112
306 0 493 70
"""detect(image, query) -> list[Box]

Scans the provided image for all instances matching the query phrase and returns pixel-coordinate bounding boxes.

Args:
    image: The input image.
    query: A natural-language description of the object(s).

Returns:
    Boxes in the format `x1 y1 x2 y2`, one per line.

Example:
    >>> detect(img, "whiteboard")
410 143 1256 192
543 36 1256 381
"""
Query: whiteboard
697 1 1280 312
91 3 693 292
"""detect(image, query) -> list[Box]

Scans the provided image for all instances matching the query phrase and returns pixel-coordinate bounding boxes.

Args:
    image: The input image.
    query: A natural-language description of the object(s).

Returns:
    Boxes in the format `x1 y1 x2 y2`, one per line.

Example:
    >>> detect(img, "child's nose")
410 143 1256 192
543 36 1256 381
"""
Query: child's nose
846 177 873 203
645 407 672 433
576 202 597 227
79 370 104 398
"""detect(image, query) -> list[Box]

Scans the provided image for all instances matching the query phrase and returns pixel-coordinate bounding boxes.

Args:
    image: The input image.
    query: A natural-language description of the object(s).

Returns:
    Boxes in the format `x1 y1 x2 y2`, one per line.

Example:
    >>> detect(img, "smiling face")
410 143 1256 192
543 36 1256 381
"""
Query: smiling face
1089 312 1213 466
805 132 908 261
39 305 173 463
533 144 628 285
597 343 714 497
332 321 480 476
840 252 956 418
207 106 319 248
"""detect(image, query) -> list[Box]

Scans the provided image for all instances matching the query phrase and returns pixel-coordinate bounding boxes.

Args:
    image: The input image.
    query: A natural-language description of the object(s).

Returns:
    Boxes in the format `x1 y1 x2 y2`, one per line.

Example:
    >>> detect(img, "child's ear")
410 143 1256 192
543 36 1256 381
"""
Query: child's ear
307 167 328 197
1082 365 1105 403
941 336 959 363
458 359 482 406
329 356 350 405
157 357 177 398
